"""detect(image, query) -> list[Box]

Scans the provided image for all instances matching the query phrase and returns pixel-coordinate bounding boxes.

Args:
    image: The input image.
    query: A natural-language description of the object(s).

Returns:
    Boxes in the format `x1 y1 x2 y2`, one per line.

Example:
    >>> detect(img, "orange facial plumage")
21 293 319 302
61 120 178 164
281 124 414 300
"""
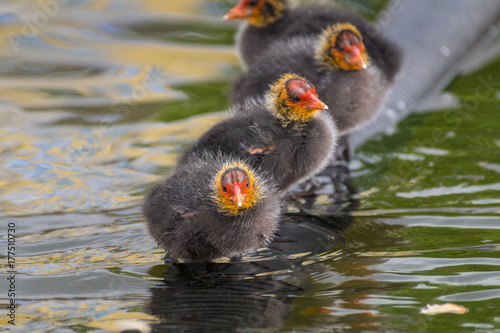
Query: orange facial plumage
212 161 262 216
223 0 286 27
316 23 369 71
266 73 328 126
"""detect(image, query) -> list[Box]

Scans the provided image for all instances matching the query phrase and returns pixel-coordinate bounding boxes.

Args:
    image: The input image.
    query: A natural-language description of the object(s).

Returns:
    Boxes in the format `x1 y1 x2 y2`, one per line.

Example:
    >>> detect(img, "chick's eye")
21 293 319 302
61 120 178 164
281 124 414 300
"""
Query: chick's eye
248 0 259 7
222 185 229 193
291 95 301 102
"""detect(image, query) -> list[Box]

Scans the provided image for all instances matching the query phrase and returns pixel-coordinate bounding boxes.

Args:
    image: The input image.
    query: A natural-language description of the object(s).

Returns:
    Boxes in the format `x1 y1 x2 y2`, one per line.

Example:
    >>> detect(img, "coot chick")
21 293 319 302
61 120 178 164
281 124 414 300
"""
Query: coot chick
224 0 400 78
143 153 281 261
180 74 338 191
232 23 394 134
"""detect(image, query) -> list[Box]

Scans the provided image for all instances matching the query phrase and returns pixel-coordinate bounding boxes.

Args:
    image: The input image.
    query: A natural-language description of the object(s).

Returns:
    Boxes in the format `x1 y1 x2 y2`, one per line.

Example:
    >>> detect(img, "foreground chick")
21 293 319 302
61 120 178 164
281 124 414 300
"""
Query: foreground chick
143 153 281 261
232 23 395 134
180 74 337 191
224 0 400 77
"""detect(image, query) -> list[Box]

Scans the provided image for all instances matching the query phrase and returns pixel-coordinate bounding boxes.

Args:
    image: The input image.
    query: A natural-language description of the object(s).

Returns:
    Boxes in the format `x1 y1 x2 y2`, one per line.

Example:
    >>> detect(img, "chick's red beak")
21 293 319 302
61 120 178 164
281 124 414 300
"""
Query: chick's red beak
230 184 246 207
223 3 252 21
305 92 329 112
346 45 367 69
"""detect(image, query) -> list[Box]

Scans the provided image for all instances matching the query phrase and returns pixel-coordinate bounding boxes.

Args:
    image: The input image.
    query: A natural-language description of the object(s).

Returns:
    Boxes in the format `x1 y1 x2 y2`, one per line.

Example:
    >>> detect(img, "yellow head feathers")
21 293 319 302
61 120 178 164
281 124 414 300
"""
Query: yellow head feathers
316 22 369 71
212 160 262 216
266 73 328 126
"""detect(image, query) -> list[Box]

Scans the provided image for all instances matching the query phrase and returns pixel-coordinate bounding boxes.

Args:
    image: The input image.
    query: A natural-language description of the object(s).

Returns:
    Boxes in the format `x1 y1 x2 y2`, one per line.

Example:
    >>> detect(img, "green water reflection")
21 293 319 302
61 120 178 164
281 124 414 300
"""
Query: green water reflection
154 80 231 122
355 59 500 215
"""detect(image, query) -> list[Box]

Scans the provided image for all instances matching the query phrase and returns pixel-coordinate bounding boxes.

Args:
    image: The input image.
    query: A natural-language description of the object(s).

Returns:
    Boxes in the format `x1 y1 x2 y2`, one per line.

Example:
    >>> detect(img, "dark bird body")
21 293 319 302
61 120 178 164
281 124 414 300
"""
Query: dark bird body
180 97 337 192
226 1 401 135
232 34 396 134
143 153 281 261
235 4 400 78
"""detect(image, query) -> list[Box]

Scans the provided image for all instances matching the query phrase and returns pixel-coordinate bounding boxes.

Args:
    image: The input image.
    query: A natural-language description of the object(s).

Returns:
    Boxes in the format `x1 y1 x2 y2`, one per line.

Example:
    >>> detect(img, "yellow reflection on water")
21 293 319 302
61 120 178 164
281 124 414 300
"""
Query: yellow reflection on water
16 222 165 275
101 42 238 79
2 300 159 330
89 313 159 333
0 111 228 216
140 0 205 15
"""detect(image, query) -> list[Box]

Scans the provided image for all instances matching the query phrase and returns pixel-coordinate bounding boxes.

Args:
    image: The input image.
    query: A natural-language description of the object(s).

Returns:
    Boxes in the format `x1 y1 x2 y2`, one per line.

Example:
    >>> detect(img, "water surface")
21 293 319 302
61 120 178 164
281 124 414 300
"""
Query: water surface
0 0 500 332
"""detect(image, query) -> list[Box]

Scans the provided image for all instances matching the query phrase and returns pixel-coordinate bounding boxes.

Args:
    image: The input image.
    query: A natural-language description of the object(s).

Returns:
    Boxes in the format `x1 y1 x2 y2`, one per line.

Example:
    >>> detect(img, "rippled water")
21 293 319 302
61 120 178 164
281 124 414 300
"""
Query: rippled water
0 0 499 332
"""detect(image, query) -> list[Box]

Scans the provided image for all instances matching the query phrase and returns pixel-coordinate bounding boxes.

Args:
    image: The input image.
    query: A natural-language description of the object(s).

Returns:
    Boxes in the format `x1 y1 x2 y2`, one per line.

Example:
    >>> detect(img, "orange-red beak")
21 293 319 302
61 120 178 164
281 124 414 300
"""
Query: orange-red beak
346 45 367 69
305 93 329 112
230 184 246 207
223 2 252 21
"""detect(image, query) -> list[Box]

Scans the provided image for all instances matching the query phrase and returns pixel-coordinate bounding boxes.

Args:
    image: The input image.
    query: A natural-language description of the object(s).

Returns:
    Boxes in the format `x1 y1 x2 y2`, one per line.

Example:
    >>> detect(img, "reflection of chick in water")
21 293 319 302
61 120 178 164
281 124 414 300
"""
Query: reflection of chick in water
147 275 301 332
